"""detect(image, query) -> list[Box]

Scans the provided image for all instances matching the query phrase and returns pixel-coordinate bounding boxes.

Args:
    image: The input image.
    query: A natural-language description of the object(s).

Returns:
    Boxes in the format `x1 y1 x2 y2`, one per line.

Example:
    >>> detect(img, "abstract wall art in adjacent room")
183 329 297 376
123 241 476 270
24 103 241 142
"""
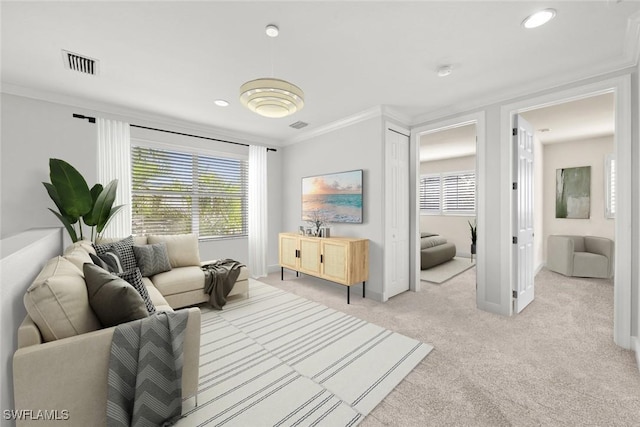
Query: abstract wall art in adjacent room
556 166 591 219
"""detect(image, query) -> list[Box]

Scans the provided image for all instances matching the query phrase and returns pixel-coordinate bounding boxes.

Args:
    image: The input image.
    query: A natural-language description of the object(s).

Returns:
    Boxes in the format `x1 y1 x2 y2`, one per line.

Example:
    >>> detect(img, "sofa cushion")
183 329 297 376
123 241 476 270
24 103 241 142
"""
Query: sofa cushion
115 268 156 314
24 257 101 342
133 242 172 277
148 234 200 268
83 263 149 327
93 236 137 272
64 240 96 256
63 245 94 272
151 266 204 296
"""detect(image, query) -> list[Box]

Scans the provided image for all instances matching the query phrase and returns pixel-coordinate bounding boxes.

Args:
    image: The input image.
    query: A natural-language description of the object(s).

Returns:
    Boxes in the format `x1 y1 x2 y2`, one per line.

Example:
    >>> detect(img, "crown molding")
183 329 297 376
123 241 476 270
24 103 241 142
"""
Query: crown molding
380 106 412 127
624 10 640 66
283 105 384 145
1 83 282 148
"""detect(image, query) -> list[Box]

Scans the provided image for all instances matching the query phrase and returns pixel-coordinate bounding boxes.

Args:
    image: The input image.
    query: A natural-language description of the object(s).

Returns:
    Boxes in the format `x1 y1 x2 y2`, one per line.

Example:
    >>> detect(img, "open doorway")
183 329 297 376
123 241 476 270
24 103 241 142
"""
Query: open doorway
417 123 477 286
521 92 615 276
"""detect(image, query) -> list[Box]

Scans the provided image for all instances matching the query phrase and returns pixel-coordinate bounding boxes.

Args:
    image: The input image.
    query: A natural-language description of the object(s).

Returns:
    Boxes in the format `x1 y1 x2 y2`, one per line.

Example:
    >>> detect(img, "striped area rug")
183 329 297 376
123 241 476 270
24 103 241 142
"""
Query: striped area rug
176 280 433 426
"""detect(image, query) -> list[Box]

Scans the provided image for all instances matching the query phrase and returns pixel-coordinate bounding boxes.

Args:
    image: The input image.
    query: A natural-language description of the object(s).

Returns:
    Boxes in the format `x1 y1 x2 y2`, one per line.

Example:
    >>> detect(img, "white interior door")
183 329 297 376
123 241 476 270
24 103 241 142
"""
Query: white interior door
385 126 410 299
512 115 535 313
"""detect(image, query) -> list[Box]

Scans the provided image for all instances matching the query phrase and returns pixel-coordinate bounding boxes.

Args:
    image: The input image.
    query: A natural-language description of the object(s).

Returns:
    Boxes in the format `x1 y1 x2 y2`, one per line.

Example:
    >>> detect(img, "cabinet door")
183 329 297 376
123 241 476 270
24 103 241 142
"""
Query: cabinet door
299 238 321 275
279 234 299 270
321 240 348 284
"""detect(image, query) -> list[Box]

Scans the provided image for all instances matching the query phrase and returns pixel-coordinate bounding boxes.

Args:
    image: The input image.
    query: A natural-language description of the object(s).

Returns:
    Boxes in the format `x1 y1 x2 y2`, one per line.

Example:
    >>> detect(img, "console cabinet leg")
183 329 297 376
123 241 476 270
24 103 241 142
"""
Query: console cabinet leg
363 281 365 298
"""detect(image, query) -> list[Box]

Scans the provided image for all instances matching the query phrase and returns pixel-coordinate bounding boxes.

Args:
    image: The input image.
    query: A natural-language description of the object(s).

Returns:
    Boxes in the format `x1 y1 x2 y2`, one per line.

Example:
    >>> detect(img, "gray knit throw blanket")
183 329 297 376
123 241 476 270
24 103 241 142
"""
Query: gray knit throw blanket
202 259 245 310
106 310 189 427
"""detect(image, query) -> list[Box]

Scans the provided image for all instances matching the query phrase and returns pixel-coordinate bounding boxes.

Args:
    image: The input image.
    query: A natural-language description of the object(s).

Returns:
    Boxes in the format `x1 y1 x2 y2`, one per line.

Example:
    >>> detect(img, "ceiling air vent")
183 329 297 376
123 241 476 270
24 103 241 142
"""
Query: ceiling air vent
62 50 99 75
289 121 309 130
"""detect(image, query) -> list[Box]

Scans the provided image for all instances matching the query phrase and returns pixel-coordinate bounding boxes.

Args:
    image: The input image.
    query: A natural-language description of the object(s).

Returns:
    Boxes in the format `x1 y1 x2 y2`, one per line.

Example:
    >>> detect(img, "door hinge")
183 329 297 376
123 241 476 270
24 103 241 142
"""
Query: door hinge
512 128 518 136
512 290 518 298
512 182 517 190
512 236 518 244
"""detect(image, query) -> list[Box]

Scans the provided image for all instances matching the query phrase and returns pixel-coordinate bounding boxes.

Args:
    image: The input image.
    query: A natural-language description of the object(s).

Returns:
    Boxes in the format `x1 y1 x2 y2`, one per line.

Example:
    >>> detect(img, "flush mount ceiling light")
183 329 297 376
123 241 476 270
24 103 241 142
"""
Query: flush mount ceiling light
214 99 229 107
522 9 557 29
437 65 453 77
240 24 305 118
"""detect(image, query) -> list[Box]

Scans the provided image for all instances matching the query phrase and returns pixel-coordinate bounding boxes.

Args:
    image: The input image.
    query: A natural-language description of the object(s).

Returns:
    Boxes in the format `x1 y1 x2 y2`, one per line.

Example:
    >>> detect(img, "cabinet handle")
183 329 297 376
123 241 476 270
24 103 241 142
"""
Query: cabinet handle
320 254 323 263
295 249 300 258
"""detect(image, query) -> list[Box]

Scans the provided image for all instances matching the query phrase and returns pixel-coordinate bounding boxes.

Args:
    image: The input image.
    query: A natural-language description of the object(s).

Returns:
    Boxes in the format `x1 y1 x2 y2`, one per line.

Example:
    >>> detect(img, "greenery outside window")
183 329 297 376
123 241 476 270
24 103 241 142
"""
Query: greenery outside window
420 170 476 215
131 145 248 238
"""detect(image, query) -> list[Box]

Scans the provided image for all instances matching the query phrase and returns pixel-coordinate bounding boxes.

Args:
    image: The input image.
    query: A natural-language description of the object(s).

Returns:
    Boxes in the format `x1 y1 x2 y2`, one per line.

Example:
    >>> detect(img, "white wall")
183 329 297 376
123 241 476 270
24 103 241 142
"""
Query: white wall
0 228 63 427
543 136 615 260
282 117 384 301
0 94 283 268
420 155 476 257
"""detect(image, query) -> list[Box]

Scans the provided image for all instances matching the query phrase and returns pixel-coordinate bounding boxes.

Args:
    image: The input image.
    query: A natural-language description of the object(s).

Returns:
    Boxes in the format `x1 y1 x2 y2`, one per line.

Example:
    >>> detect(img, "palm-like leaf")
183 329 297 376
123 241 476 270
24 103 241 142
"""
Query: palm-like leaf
43 182 78 224
98 204 125 235
83 184 104 226
93 179 119 233
48 208 78 242
49 159 92 218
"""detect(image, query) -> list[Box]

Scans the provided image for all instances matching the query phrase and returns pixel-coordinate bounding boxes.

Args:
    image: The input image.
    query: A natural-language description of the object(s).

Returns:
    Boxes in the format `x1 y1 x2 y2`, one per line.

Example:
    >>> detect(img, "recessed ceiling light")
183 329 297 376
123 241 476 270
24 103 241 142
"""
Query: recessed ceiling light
265 24 279 38
522 9 557 29
538 128 551 133
214 99 229 107
437 65 453 77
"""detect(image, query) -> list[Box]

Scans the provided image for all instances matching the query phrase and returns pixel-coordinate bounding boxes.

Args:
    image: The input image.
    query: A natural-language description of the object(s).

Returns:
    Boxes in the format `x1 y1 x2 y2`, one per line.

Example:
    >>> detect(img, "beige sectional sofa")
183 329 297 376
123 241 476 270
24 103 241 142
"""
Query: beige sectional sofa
13 234 249 426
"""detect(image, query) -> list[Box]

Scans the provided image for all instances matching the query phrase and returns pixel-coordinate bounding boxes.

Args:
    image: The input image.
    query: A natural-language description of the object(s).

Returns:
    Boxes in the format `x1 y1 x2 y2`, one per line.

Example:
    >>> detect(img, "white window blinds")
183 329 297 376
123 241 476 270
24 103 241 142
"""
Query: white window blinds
131 145 248 238
605 154 615 218
420 170 475 215
442 171 476 213
420 175 441 212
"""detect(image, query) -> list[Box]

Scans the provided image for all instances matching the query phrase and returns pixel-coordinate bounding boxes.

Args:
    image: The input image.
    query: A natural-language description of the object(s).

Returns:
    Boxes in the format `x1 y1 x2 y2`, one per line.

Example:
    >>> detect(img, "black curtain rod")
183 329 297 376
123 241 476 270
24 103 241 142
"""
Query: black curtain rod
72 113 277 152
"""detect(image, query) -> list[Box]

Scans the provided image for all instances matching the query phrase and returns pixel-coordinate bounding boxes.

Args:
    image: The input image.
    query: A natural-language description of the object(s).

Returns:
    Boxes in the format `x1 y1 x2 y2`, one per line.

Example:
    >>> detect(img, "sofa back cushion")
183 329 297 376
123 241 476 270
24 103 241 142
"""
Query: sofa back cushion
63 244 94 272
148 234 200 268
24 257 101 342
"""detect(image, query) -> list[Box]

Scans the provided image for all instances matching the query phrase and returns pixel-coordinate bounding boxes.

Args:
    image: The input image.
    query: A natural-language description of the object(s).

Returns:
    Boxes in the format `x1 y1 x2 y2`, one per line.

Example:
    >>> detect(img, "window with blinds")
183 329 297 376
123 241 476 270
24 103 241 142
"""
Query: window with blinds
420 174 441 213
131 145 248 238
442 171 476 213
420 170 475 215
605 154 615 218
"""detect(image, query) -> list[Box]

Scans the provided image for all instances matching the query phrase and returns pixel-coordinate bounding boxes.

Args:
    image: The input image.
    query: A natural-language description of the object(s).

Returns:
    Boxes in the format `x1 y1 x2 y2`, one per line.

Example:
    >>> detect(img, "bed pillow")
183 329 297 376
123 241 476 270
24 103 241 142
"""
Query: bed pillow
421 236 448 249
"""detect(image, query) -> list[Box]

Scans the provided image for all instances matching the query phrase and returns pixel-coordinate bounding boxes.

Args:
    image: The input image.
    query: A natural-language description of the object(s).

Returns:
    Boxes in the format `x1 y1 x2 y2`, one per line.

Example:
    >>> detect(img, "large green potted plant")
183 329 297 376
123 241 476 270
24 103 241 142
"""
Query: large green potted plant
43 158 124 242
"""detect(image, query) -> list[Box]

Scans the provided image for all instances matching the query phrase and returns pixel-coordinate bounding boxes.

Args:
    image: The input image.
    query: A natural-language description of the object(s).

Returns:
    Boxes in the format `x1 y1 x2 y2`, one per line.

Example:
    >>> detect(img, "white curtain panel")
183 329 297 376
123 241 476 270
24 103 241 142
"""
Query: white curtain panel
248 145 268 278
96 118 132 239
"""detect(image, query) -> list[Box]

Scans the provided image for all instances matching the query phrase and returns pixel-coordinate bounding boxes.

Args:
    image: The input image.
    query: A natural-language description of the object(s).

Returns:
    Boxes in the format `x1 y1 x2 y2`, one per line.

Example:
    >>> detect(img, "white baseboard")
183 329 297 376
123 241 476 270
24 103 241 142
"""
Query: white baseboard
633 336 640 372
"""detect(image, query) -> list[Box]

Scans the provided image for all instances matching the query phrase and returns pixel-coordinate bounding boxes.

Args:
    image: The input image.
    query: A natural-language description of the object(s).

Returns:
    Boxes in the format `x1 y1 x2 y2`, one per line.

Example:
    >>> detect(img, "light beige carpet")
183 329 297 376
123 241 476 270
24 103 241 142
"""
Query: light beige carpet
420 256 476 284
260 268 640 426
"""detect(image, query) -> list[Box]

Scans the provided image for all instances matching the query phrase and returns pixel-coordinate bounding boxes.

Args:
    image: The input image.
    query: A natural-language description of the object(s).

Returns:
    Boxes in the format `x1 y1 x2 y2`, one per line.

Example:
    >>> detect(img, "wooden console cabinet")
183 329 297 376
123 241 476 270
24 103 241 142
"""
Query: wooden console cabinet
278 232 369 303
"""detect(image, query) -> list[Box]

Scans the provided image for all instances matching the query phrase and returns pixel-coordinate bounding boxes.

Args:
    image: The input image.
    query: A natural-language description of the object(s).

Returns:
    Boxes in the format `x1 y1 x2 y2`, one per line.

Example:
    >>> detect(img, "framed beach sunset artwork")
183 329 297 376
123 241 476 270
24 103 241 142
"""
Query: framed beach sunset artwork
302 170 363 223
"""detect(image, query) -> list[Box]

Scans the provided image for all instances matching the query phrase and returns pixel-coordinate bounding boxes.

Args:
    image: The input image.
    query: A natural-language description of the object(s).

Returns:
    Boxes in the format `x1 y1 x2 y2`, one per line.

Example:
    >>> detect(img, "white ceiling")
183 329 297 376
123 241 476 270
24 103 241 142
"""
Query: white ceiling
2 1 638 145
420 91 615 161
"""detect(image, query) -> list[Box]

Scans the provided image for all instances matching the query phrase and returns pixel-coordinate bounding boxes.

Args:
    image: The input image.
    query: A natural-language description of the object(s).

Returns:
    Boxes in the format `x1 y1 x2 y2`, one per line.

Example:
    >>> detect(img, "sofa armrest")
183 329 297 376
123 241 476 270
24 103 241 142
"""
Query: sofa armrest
547 235 575 276
584 236 614 259
17 316 43 348
13 307 200 427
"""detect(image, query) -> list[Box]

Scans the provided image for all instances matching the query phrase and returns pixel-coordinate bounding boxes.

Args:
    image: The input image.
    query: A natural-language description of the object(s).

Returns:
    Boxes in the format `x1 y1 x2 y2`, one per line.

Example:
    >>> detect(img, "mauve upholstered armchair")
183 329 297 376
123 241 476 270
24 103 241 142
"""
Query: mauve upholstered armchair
547 235 614 279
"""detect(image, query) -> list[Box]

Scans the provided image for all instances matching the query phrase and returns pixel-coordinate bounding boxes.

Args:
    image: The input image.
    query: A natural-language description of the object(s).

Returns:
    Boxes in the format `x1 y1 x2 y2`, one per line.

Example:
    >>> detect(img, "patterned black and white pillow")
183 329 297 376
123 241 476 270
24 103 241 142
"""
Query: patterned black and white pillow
133 243 172 277
94 236 137 272
115 268 156 315
89 250 124 274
